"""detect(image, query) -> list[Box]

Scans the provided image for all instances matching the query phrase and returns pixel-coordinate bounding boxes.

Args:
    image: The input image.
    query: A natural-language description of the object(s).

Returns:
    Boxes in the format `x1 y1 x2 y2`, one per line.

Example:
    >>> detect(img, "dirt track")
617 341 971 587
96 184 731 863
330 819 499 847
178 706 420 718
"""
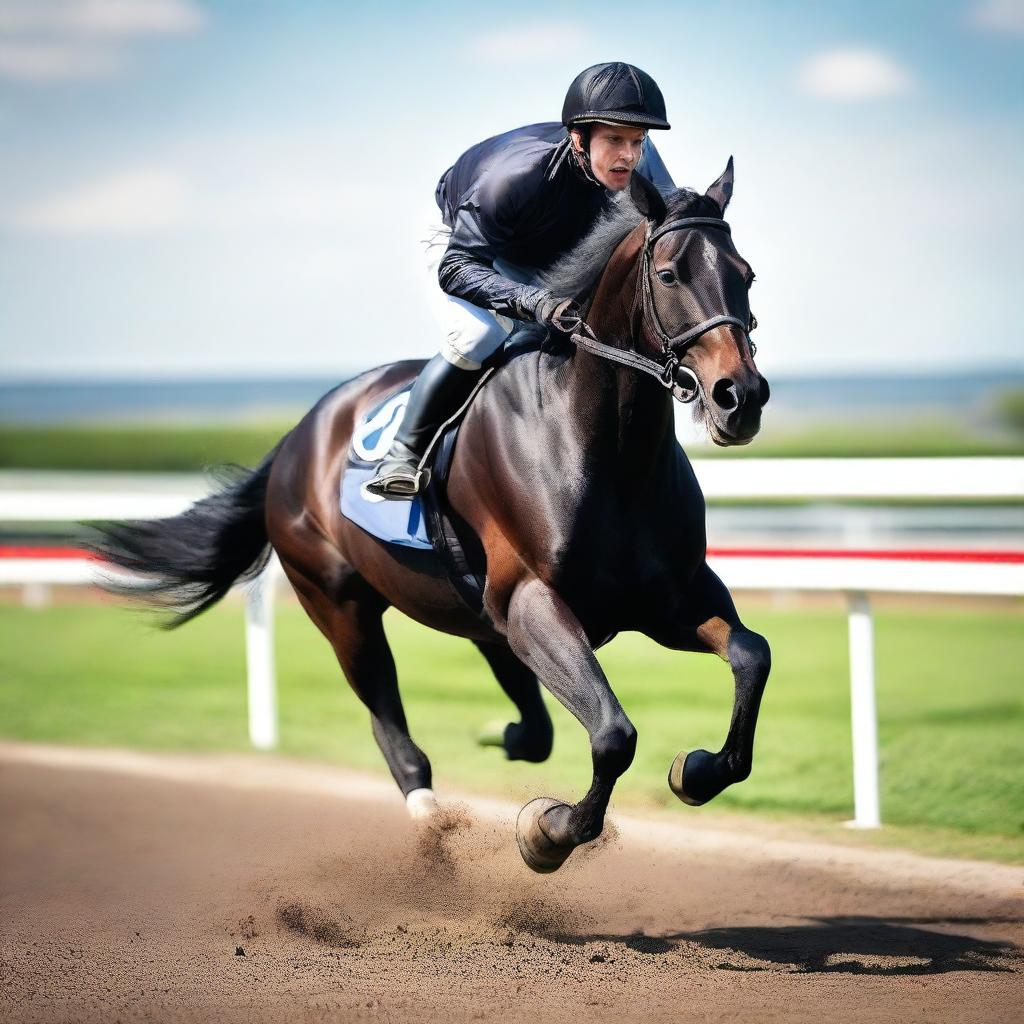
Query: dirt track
1 744 1022 1023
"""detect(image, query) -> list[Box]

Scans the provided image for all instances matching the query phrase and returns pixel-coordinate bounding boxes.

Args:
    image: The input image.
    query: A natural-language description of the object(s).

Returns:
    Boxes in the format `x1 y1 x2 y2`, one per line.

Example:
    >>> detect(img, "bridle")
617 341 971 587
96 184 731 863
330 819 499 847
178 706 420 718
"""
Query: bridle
564 217 757 404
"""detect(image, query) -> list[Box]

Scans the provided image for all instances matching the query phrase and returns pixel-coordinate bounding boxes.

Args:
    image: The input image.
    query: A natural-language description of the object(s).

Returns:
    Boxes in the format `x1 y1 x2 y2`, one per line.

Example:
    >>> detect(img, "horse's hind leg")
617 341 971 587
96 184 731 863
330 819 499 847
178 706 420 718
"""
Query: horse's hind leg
286 568 436 820
474 641 553 763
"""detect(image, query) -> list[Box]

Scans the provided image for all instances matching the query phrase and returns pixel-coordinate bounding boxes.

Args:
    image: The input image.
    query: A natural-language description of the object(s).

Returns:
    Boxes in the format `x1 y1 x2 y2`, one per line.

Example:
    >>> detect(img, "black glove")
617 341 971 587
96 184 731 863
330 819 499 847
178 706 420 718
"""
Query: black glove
534 293 582 333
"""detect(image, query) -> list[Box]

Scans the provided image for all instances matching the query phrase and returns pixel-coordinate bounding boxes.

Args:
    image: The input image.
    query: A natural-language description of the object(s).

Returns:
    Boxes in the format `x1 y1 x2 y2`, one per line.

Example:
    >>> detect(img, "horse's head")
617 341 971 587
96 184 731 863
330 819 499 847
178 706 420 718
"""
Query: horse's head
637 161 769 446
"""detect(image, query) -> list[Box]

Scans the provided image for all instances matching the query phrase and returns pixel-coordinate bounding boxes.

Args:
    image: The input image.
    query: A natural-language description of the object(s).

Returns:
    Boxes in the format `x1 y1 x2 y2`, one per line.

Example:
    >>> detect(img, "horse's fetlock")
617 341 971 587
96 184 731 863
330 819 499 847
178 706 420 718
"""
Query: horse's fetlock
506 720 554 763
723 751 751 783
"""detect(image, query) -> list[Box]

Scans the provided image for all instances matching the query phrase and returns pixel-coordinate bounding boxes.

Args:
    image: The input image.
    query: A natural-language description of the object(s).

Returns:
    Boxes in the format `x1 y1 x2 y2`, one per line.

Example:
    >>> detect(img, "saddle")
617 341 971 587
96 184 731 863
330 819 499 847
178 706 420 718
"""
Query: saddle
340 327 553 612
340 378 488 612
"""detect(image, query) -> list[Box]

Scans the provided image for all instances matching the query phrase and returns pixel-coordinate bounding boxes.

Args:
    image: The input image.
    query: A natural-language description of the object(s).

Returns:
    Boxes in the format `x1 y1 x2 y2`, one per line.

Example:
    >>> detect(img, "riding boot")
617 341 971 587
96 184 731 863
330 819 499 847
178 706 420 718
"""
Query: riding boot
363 353 484 500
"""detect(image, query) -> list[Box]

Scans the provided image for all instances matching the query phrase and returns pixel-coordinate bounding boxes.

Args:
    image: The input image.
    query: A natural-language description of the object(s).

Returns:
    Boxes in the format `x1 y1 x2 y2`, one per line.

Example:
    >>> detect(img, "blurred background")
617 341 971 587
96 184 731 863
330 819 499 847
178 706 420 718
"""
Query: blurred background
1 1 1021 862
2 0 1023 539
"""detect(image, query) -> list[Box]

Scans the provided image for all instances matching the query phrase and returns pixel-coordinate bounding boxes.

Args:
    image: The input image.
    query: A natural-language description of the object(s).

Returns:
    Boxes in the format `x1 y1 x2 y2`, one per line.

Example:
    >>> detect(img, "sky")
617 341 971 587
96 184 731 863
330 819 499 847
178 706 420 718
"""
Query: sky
0 0 1022 380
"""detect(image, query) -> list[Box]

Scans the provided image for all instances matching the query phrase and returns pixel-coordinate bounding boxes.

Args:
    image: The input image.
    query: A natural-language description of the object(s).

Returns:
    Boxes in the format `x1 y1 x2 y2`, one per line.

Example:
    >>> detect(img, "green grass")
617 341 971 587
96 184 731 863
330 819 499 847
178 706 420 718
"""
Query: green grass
1 599 1022 862
0 423 293 472
696 420 1024 458
1 418 1022 472
996 387 1024 433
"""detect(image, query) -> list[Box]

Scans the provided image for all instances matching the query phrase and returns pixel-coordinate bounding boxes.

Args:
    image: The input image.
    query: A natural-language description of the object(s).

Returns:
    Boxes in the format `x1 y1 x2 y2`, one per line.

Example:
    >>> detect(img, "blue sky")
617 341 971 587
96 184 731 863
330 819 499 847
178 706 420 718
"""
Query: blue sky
1 0 1022 379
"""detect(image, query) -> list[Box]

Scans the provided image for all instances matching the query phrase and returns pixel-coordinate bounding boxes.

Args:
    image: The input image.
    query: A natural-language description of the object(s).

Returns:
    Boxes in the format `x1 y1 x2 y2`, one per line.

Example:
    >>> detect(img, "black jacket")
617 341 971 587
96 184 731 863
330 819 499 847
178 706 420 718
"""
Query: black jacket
434 122 674 319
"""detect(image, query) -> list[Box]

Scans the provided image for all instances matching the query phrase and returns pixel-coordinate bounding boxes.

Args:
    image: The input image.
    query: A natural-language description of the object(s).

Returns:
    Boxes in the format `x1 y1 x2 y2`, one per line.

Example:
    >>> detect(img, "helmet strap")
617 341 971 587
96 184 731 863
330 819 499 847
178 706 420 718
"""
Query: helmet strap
568 125 601 186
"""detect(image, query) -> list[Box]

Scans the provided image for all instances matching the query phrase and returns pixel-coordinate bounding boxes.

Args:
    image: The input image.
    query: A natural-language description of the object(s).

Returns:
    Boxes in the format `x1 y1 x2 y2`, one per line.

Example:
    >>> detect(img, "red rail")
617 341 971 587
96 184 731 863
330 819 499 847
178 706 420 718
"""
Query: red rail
2 545 1022 565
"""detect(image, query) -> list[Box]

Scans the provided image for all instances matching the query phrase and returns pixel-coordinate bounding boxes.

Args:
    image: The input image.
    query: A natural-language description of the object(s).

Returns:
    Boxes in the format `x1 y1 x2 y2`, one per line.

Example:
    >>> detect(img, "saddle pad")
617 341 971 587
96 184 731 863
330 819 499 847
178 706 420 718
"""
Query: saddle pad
339 384 432 550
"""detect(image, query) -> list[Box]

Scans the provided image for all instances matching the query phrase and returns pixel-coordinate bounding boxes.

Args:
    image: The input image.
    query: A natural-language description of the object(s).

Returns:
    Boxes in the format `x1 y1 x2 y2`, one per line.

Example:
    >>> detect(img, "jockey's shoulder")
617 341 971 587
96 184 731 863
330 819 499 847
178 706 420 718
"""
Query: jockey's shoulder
449 123 569 210
459 122 569 177
468 121 666 184
471 121 567 154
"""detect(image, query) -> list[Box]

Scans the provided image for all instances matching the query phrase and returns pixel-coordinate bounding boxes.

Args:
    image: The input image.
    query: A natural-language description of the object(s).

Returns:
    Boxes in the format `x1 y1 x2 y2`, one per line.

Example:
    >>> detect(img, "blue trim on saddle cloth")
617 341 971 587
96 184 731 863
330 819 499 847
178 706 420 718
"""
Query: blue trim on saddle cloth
339 383 432 550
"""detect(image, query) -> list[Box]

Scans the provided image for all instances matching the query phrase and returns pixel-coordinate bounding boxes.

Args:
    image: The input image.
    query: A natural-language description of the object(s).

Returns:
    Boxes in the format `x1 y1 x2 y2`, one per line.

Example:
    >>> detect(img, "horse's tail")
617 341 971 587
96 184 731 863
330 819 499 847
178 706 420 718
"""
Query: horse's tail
90 437 287 629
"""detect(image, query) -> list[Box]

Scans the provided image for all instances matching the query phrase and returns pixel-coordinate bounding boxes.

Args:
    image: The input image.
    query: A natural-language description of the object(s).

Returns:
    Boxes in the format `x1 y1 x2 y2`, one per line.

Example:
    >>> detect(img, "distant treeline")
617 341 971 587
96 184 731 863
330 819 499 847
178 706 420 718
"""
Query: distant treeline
1 420 1023 472
0 423 293 472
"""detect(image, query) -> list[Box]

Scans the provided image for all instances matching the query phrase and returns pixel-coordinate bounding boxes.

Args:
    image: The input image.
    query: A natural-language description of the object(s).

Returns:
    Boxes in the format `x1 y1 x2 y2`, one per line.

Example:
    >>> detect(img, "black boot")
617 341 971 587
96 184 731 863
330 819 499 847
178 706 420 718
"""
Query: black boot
363 354 483 500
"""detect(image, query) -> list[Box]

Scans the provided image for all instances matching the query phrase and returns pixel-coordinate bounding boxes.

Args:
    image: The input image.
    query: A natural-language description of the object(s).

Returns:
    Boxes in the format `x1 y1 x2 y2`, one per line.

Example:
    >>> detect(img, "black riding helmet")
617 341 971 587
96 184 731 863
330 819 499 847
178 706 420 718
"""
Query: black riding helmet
562 62 671 130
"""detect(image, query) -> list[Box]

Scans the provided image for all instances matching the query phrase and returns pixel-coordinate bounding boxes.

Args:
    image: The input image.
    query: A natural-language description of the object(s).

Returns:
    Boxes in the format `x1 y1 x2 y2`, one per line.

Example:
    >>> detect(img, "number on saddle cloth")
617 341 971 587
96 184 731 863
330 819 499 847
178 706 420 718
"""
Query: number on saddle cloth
340 383 432 550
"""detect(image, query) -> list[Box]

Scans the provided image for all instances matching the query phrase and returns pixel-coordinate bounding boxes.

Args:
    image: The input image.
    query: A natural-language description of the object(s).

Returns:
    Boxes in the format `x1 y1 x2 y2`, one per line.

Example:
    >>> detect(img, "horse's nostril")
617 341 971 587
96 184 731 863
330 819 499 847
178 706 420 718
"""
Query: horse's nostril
758 376 770 406
712 378 738 410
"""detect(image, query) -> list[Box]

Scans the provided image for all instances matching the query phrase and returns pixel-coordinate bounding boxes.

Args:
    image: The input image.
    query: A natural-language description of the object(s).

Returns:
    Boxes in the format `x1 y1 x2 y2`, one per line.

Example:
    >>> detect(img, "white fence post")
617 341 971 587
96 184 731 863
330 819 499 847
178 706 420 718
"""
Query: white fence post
847 591 881 828
244 559 278 750
22 581 52 609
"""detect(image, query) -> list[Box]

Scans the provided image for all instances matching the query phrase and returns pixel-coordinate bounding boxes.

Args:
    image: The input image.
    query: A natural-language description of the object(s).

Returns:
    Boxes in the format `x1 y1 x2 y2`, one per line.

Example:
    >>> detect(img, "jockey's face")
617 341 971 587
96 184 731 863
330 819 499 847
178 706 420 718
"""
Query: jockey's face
571 124 646 191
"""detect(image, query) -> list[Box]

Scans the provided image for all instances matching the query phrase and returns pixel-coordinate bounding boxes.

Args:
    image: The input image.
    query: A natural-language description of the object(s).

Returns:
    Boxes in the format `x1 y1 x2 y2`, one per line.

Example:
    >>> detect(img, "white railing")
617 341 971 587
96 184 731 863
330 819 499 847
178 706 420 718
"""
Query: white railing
2 457 1022 829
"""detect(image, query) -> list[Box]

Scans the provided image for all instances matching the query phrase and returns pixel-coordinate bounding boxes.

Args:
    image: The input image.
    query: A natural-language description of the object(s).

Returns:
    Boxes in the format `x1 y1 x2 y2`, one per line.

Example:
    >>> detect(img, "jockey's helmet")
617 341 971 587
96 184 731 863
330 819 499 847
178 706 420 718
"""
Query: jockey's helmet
561 62 670 131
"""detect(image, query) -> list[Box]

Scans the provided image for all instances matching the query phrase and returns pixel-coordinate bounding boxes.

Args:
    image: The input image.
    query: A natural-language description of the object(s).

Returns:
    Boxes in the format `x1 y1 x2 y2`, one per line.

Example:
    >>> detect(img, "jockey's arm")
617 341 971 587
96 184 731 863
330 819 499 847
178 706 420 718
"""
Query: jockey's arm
437 168 553 322
437 210 549 321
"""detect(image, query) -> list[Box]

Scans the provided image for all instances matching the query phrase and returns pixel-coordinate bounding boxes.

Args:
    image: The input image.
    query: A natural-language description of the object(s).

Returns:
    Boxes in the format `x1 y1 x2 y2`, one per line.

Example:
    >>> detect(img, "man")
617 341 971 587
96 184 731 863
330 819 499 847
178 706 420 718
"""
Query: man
366 61 674 499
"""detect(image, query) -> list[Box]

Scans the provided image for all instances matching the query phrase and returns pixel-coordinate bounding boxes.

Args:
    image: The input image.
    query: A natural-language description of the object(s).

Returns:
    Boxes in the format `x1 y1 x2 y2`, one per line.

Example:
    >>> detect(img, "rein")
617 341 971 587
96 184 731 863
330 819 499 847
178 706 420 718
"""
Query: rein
564 216 753 404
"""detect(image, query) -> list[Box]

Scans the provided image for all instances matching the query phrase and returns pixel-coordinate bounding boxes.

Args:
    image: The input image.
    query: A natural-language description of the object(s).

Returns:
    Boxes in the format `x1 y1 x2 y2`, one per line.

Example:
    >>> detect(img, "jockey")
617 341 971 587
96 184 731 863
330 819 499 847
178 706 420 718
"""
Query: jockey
366 61 674 499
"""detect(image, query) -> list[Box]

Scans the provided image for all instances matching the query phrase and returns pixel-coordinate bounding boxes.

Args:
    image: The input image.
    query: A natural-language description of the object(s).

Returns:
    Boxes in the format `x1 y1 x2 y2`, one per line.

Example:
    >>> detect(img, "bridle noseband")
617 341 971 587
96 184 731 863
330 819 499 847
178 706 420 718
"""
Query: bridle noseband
565 216 756 403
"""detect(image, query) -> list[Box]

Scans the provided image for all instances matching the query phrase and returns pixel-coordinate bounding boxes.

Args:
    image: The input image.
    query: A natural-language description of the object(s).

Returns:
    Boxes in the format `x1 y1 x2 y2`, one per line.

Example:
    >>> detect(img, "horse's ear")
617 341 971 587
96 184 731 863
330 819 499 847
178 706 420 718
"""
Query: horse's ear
705 156 734 213
630 174 668 224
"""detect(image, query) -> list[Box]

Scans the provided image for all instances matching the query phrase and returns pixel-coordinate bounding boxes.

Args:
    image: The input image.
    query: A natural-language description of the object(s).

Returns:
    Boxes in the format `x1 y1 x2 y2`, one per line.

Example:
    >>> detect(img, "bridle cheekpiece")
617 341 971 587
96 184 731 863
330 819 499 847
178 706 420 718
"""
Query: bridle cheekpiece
564 216 756 403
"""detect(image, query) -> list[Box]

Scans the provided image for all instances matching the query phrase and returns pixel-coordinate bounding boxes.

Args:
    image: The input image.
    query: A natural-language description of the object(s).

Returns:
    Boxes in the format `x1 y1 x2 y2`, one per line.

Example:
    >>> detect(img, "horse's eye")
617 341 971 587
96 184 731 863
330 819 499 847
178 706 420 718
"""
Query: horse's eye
657 270 676 285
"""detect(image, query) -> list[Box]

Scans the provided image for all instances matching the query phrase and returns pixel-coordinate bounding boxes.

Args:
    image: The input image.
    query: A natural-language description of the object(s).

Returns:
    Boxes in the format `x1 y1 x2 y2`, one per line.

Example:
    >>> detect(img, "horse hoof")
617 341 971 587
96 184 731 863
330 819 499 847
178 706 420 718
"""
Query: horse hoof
516 797 573 873
406 787 439 822
668 751 707 806
477 720 552 763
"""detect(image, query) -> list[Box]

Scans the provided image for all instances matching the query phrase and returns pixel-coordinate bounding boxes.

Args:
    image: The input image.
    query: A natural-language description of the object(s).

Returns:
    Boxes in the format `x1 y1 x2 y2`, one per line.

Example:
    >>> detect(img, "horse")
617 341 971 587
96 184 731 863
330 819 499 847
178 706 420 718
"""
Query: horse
96 158 771 874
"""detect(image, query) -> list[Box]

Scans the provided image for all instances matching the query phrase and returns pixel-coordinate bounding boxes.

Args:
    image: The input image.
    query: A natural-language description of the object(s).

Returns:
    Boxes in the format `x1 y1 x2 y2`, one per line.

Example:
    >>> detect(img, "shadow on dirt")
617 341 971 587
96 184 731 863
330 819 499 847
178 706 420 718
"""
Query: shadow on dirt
547 916 1023 975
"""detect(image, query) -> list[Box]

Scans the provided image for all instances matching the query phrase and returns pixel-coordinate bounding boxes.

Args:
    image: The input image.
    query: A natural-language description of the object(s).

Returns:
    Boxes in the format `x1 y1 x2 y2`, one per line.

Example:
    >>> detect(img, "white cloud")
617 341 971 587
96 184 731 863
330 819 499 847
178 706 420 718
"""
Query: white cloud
0 0 203 81
16 169 191 233
0 0 202 36
10 162 390 236
468 24 594 64
0 38 120 79
796 48 914 101
969 0 1024 33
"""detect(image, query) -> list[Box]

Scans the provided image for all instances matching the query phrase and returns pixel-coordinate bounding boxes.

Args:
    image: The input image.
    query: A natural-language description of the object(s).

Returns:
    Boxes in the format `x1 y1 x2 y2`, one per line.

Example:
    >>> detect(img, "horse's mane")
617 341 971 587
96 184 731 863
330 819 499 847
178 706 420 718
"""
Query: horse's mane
540 187 722 300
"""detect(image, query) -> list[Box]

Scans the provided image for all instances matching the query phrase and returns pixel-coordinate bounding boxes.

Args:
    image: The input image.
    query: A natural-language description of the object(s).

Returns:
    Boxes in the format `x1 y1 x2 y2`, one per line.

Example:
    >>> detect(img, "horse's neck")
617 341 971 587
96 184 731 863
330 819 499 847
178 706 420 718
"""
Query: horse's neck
559 221 676 466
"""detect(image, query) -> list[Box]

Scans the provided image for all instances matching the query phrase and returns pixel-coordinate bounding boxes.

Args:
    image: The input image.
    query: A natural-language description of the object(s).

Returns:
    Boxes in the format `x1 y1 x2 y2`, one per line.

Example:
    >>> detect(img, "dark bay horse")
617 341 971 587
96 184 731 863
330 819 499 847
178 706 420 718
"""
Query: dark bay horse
97 160 771 873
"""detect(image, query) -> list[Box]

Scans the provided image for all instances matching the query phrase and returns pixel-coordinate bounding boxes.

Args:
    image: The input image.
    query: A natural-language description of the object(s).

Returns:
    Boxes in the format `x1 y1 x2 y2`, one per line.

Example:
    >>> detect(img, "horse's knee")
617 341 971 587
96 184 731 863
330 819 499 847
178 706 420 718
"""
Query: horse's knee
728 629 771 680
592 719 637 777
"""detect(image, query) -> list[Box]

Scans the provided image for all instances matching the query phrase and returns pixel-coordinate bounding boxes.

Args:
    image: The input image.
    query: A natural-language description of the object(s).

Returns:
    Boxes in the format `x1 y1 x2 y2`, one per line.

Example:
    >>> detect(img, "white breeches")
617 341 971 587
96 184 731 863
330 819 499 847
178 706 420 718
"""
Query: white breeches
420 221 540 370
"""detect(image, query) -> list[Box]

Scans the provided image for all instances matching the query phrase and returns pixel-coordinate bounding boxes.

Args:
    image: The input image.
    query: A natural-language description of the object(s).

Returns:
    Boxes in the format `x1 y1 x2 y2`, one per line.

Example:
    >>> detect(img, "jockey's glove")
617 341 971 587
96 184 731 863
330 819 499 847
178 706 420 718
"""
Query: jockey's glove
533 293 582 334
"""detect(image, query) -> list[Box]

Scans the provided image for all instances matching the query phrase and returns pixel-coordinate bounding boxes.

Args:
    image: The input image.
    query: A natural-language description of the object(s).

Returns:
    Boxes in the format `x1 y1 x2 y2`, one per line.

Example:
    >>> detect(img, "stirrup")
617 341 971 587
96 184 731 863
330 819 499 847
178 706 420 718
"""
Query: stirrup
361 464 430 501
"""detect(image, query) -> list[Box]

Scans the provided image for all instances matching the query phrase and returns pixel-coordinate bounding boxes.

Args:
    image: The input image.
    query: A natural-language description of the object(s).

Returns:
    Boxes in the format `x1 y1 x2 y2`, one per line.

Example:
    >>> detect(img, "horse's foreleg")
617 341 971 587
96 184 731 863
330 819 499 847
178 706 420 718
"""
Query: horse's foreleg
474 641 553 763
664 565 772 806
504 578 636 872
669 626 771 805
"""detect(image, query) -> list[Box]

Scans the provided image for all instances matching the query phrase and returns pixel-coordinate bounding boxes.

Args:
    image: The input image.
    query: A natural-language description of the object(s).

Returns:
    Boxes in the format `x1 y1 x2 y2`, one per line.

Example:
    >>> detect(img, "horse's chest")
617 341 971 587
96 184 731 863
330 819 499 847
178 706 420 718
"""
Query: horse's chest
547 522 699 629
